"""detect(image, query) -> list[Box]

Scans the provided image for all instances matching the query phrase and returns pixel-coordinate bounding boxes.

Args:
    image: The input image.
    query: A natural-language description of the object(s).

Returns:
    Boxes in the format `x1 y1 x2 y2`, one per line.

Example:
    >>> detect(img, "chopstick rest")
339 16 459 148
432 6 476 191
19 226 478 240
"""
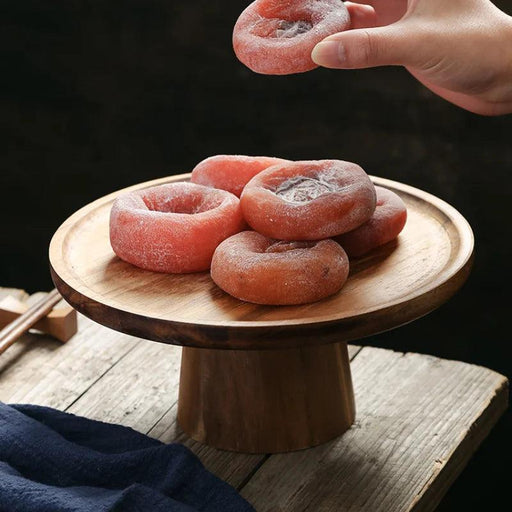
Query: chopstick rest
0 289 77 355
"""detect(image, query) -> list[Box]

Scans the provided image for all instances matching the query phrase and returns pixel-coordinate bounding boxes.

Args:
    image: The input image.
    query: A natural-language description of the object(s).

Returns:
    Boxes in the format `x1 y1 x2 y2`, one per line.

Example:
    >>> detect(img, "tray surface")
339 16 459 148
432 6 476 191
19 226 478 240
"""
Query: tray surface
50 174 473 349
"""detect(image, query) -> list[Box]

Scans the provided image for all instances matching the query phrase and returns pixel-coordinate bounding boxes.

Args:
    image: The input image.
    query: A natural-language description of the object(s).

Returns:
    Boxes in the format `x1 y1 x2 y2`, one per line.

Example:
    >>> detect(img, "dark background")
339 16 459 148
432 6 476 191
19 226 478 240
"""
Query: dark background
1 1 510 509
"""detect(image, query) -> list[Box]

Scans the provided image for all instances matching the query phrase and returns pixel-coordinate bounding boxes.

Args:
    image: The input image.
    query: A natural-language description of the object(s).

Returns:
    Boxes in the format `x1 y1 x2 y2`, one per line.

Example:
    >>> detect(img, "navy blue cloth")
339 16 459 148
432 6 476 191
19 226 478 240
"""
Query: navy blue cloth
0 403 254 512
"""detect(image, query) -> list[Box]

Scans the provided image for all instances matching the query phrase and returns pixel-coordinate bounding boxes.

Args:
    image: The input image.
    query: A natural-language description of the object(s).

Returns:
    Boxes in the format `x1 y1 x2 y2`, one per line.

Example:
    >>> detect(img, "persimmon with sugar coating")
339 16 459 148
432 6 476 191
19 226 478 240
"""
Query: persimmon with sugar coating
335 186 407 257
190 154 288 197
241 159 376 240
109 183 245 273
233 0 350 75
211 231 350 305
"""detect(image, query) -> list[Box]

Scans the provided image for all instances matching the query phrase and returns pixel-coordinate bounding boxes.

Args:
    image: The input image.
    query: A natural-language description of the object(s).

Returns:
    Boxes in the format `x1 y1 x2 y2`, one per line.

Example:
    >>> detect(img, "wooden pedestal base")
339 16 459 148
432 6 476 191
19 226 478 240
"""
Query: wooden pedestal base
177 342 356 453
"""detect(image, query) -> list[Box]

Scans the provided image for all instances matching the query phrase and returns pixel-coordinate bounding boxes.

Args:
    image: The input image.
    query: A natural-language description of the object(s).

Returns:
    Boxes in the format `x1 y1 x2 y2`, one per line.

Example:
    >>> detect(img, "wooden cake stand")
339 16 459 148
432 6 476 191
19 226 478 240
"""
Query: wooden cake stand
49 174 474 453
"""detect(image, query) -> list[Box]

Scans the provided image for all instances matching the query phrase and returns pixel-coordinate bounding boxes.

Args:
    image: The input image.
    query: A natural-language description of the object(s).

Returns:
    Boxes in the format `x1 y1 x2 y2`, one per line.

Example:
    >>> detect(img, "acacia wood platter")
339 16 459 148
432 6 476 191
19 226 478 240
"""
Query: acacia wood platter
50 174 474 350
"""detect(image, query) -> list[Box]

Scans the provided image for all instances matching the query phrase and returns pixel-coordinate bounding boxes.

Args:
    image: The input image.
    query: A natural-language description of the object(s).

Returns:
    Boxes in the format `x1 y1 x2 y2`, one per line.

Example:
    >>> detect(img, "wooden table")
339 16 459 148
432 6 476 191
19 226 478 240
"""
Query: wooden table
0 287 507 511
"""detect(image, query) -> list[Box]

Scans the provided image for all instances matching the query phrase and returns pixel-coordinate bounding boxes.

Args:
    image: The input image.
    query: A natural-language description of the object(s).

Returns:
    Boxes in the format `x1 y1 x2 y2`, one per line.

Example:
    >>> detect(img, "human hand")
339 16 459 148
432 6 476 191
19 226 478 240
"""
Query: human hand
311 0 512 115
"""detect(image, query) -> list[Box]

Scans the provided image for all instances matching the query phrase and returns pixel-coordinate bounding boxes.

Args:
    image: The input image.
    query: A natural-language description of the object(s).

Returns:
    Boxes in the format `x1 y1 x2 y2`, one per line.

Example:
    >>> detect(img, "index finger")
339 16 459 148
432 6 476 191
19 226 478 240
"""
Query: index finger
346 0 408 26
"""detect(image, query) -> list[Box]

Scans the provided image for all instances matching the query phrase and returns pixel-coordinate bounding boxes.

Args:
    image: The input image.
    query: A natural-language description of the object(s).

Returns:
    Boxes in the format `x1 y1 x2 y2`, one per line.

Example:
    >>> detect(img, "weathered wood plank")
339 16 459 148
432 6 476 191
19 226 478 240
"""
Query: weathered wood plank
0 306 139 408
148 400 265 489
1 289 505 510
240 347 508 511
66 339 181 433
0 289 362 489
62 336 262 488
59 336 362 487
348 345 361 359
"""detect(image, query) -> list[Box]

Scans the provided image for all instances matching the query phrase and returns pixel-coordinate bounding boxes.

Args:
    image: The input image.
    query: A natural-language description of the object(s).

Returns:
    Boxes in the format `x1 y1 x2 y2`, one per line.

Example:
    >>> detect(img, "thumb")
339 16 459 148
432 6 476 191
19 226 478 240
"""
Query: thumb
312 24 417 69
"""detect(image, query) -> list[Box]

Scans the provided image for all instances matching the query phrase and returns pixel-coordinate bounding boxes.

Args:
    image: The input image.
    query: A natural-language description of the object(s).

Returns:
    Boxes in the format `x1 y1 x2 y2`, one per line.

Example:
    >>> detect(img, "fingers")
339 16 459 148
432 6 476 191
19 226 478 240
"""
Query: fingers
313 2 411 69
346 0 409 26
311 24 416 69
344 2 378 29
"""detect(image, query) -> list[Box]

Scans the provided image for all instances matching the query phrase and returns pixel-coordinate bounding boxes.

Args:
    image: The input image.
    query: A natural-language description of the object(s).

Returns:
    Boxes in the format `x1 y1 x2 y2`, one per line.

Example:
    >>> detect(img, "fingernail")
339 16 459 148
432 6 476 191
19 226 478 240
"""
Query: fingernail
311 40 346 67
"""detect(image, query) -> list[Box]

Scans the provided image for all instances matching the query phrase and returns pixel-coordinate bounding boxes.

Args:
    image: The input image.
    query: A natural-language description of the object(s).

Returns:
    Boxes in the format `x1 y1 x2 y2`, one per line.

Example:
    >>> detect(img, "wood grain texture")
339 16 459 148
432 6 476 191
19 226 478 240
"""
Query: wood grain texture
149 407 266 489
65 341 180 429
0 291 362 488
178 342 355 453
240 347 508 511
59 321 266 487
0 297 139 408
0 290 507 510
49 174 474 350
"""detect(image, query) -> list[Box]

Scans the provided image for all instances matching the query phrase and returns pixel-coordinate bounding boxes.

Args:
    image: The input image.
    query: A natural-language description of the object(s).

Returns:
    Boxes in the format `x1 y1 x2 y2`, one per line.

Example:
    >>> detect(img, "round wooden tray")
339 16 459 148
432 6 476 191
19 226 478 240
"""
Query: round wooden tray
50 173 473 351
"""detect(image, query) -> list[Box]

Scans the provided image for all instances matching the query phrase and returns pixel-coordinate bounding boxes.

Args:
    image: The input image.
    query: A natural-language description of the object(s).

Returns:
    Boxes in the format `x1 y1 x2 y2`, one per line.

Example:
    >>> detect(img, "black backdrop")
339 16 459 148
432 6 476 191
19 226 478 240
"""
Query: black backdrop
2 1 511 509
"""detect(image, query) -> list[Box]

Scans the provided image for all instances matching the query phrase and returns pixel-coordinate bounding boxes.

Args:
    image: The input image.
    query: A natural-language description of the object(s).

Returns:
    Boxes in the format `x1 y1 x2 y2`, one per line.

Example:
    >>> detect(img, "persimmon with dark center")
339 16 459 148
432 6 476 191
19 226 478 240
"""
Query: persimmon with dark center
233 0 350 75
240 160 376 240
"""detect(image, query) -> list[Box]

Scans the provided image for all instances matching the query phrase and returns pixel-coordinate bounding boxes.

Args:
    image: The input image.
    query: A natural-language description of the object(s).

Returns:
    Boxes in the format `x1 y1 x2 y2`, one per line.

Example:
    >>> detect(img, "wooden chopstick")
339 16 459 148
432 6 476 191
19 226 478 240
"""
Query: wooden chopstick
0 289 62 355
